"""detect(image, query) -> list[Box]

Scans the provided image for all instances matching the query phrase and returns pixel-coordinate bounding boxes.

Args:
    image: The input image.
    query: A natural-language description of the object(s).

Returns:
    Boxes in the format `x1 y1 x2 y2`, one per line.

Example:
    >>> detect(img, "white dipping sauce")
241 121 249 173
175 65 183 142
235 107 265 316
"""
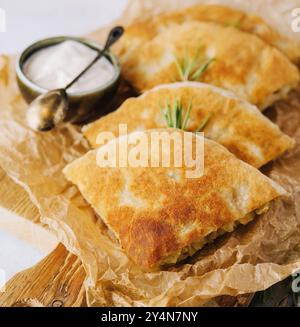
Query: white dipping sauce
23 40 116 93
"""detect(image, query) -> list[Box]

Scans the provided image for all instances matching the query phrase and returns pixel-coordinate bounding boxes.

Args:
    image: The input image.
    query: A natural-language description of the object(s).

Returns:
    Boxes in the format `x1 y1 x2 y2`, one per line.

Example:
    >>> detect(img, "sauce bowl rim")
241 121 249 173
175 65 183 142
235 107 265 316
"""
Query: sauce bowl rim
16 35 121 98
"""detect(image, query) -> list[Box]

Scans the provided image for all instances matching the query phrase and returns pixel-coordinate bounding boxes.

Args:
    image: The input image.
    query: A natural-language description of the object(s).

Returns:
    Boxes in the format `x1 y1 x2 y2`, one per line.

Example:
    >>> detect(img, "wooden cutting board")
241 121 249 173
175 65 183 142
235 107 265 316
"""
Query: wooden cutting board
0 244 86 307
0 167 86 307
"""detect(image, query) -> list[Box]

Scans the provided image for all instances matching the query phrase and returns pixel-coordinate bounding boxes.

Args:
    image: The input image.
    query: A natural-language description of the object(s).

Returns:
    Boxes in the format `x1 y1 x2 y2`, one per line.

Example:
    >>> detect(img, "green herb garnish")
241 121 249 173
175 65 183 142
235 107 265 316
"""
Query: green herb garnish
196 112 213 133
162 98 212 132
174 47 215 82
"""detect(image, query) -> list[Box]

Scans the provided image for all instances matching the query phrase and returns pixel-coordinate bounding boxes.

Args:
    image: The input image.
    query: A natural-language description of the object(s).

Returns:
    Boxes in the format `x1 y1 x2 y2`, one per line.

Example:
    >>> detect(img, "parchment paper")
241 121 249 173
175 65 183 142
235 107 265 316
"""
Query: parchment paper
1 0 300 306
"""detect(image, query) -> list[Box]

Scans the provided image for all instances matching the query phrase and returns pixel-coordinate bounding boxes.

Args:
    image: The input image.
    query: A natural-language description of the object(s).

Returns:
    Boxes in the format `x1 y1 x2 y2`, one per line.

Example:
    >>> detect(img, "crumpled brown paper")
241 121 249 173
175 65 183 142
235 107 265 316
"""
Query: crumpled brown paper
1 0 300 307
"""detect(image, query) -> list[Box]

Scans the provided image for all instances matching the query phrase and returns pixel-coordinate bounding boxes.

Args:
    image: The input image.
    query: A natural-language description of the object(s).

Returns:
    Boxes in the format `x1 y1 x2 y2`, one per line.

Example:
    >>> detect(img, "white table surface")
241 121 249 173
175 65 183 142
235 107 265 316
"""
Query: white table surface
0 0 127 289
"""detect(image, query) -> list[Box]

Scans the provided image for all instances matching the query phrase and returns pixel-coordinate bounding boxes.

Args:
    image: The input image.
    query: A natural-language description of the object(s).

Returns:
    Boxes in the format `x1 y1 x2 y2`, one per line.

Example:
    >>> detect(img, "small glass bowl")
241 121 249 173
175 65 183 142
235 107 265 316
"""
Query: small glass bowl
16 36 121 124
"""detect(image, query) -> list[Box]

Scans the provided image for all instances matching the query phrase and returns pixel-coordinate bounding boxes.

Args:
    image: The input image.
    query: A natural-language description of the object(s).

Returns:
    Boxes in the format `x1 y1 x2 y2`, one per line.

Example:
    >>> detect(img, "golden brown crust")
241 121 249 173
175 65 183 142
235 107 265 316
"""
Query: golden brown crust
116 4 300 63
83 82 295 168
119 21 299 107
64 129 286 270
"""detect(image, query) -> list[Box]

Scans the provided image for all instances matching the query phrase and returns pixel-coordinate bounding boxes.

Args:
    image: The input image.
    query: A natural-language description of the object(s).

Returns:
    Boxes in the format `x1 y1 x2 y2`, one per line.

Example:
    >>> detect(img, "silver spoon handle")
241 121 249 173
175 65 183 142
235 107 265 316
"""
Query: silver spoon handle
64 26 124 91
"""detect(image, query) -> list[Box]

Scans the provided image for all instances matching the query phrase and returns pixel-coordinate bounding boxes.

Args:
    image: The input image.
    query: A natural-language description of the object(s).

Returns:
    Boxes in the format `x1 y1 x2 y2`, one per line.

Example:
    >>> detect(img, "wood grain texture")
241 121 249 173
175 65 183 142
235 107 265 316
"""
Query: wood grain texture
0 244 86 307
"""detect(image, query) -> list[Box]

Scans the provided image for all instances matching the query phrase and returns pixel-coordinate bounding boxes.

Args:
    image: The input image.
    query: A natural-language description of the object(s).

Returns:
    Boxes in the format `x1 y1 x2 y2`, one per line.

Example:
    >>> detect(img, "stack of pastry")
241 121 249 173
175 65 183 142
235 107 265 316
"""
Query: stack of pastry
64 4 299 270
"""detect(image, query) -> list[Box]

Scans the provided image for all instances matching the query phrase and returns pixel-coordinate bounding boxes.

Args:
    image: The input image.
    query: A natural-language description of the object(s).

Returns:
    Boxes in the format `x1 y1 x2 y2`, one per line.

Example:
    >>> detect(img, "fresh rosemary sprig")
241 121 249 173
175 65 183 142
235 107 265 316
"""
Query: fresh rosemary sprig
162 97 185 129
174 47 215 82
196 112 213 133
162 98 212 132
181 98 193 130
